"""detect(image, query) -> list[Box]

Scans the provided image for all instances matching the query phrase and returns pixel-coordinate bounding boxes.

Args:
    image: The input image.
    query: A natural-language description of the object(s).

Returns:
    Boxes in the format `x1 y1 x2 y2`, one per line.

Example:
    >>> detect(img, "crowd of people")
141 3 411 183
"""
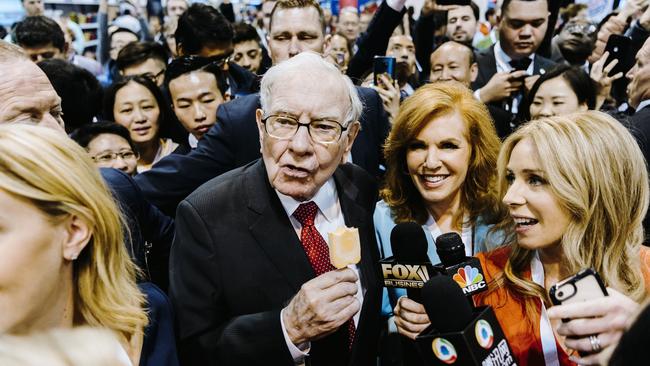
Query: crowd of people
2 0 650 364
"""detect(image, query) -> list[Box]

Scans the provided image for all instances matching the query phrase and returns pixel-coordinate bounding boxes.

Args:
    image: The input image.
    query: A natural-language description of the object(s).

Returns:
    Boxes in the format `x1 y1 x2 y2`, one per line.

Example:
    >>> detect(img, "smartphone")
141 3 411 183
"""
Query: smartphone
436 0 471 5
549 268 608 307
604 34 634 77
373 56 396 86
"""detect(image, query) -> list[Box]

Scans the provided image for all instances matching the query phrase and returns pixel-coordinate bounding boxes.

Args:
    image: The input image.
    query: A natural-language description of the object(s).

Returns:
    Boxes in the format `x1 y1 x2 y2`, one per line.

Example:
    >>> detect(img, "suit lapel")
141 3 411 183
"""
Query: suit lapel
246 160 315 292
333 165 375 296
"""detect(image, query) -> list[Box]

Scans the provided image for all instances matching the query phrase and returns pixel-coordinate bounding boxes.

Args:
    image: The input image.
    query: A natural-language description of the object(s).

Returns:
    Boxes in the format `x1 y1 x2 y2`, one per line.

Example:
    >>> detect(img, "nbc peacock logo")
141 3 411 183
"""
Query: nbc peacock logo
432 338 458 364
453 265 484 288
474 319 494 349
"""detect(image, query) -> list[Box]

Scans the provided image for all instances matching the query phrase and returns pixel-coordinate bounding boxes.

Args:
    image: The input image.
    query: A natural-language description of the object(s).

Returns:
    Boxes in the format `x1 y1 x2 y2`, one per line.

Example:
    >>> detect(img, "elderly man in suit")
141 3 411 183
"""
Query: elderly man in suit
135 0 390 216
471 0 555 124
169 52 381 366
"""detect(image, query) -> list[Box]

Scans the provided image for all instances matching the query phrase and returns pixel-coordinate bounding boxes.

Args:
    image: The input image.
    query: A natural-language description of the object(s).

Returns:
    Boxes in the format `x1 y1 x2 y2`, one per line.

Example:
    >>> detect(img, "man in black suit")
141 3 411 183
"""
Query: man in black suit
429 41 513 139
627 38 650 164
471 0 555 125
135 0 390 215
170 52 381 365
175 3 259 97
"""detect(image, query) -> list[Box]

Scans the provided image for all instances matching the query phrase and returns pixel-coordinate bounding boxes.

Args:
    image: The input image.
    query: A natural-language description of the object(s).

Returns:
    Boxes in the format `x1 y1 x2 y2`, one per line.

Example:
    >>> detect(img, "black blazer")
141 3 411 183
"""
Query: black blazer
100 168 174 289
135 87 390 216
169 160 382 366
471 44 556 91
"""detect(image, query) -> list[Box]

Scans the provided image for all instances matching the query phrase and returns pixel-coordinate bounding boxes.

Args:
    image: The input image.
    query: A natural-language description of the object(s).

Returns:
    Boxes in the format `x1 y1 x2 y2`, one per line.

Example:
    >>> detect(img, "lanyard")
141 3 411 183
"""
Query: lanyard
531 252 561 366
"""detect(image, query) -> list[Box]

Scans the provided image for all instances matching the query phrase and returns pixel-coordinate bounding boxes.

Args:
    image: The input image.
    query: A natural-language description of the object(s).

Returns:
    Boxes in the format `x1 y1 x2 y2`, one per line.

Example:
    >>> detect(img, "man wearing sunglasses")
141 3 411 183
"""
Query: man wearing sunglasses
136 0 390 216
175 2 259 98
552 18 597 67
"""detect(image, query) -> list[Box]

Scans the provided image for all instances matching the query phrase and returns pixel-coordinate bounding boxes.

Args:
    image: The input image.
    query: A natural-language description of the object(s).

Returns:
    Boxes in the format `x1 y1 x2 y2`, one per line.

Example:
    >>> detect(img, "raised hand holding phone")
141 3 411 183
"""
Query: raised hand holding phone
547 269 639 365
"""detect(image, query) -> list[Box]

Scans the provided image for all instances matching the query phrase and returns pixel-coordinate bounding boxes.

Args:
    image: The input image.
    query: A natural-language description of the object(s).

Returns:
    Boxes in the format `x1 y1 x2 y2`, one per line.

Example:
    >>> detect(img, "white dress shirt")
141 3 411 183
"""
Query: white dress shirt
275 178 364 364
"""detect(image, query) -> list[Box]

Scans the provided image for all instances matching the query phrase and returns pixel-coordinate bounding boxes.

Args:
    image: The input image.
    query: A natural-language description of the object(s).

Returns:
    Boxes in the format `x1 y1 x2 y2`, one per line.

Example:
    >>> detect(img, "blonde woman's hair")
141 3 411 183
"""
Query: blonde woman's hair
0 125 147 342
492 111 648 312
382 81 505 228
0 327 129 366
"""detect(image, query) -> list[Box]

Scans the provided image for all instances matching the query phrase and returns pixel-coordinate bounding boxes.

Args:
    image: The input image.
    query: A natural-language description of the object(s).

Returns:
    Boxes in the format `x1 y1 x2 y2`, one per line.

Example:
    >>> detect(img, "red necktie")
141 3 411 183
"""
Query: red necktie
293 201 356 350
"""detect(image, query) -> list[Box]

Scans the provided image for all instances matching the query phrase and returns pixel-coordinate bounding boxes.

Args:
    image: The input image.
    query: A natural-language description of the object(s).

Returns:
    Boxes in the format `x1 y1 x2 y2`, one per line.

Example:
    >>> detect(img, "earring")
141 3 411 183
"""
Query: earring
70 253 78 261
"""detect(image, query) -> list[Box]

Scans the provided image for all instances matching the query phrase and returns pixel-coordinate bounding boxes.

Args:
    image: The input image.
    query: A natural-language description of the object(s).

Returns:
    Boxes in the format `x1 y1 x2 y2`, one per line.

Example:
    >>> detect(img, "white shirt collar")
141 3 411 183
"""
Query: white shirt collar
188 134 199 149
637 99 650 112
494 41 536 74
276 177 339 223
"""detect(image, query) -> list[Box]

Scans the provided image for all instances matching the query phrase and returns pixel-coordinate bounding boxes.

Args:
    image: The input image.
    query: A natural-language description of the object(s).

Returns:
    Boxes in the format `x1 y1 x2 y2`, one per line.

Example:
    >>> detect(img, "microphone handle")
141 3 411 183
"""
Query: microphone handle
406 287 422 304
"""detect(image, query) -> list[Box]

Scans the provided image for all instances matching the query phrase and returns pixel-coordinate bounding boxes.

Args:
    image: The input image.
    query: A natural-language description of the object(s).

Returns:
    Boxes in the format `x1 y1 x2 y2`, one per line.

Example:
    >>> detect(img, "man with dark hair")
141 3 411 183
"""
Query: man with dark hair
37 59 103 134
116 41 169 86
21 0 44 16
166 0 189 20
472 0 555 121
232 22 266 74
551 18 596 66
165 56 229 146
135 0 390 217
445 2 480 46
175 3 258 96
14 16 67 62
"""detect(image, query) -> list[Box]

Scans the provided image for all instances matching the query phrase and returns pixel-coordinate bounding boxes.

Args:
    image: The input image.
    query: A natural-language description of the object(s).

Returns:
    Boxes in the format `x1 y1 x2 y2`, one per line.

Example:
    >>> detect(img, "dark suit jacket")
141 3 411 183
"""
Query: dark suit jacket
135 87 390 216
626 105 650 243
169 160 382 366
471 45 556 136
100 168 174 289
347 1 405 84
139 282 179 366
471 45 556 91
628 105 650 165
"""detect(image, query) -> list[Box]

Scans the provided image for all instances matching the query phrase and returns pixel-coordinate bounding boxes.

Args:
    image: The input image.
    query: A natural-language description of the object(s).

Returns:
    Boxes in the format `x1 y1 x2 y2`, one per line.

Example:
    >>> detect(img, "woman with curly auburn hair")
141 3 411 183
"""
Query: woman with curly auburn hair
0 124 148 365
375 82 506 338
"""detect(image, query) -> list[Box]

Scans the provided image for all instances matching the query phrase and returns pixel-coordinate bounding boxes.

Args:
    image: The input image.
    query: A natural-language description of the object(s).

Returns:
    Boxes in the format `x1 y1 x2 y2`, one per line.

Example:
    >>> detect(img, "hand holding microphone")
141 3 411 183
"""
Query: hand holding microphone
394 296 431 340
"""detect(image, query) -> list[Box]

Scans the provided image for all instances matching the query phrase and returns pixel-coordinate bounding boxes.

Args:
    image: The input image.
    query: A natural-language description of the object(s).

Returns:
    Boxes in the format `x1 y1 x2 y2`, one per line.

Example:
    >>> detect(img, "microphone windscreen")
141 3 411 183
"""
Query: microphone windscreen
390 222 429 262
435 232 466 267
422 275 474 333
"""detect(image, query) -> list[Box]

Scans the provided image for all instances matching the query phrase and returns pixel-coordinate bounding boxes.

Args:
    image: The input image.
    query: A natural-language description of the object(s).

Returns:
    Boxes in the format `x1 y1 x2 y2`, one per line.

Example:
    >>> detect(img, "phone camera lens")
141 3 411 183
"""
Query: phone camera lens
557 291 564 298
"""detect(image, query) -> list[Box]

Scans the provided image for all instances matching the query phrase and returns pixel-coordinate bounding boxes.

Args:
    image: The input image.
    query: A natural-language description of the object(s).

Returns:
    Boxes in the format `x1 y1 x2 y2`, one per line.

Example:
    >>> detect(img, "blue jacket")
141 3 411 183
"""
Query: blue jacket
373 200 501 317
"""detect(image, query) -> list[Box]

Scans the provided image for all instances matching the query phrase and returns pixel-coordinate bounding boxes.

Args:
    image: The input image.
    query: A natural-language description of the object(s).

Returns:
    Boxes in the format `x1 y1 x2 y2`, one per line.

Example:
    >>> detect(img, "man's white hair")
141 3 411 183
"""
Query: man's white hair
260 51 363 127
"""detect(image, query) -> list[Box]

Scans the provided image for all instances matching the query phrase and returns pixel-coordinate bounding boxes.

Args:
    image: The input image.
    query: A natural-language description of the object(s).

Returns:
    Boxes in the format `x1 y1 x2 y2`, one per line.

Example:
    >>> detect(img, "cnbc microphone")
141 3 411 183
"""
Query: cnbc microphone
379 222 433 303
434 232 488 298
415 276 517 366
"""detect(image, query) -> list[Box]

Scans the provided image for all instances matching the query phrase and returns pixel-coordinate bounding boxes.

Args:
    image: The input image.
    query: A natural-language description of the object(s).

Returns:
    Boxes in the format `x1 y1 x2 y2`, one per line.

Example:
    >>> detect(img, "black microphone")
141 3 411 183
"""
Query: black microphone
433 233 488 298
436 232 466 267
416 276 517 365
385 222 432 303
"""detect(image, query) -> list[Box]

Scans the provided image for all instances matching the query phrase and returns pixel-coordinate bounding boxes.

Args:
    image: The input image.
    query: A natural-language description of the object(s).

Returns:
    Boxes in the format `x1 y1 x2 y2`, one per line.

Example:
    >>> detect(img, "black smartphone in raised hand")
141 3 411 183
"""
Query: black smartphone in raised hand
373 56 396 86
604 34 634 77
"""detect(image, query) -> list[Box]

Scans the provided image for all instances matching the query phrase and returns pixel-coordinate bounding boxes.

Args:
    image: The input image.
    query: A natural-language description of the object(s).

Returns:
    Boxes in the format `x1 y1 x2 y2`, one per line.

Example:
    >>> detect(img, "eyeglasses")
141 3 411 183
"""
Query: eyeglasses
564 22 597 36
140 68 166 83
261 114 348 144
92 150 138 163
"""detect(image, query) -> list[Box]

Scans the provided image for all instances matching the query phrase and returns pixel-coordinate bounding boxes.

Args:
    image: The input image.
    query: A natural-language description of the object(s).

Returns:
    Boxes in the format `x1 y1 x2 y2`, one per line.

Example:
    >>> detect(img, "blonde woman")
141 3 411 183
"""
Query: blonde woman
0 124 147 365
476 111 650 365
0 327 130 366
394 111 650 365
